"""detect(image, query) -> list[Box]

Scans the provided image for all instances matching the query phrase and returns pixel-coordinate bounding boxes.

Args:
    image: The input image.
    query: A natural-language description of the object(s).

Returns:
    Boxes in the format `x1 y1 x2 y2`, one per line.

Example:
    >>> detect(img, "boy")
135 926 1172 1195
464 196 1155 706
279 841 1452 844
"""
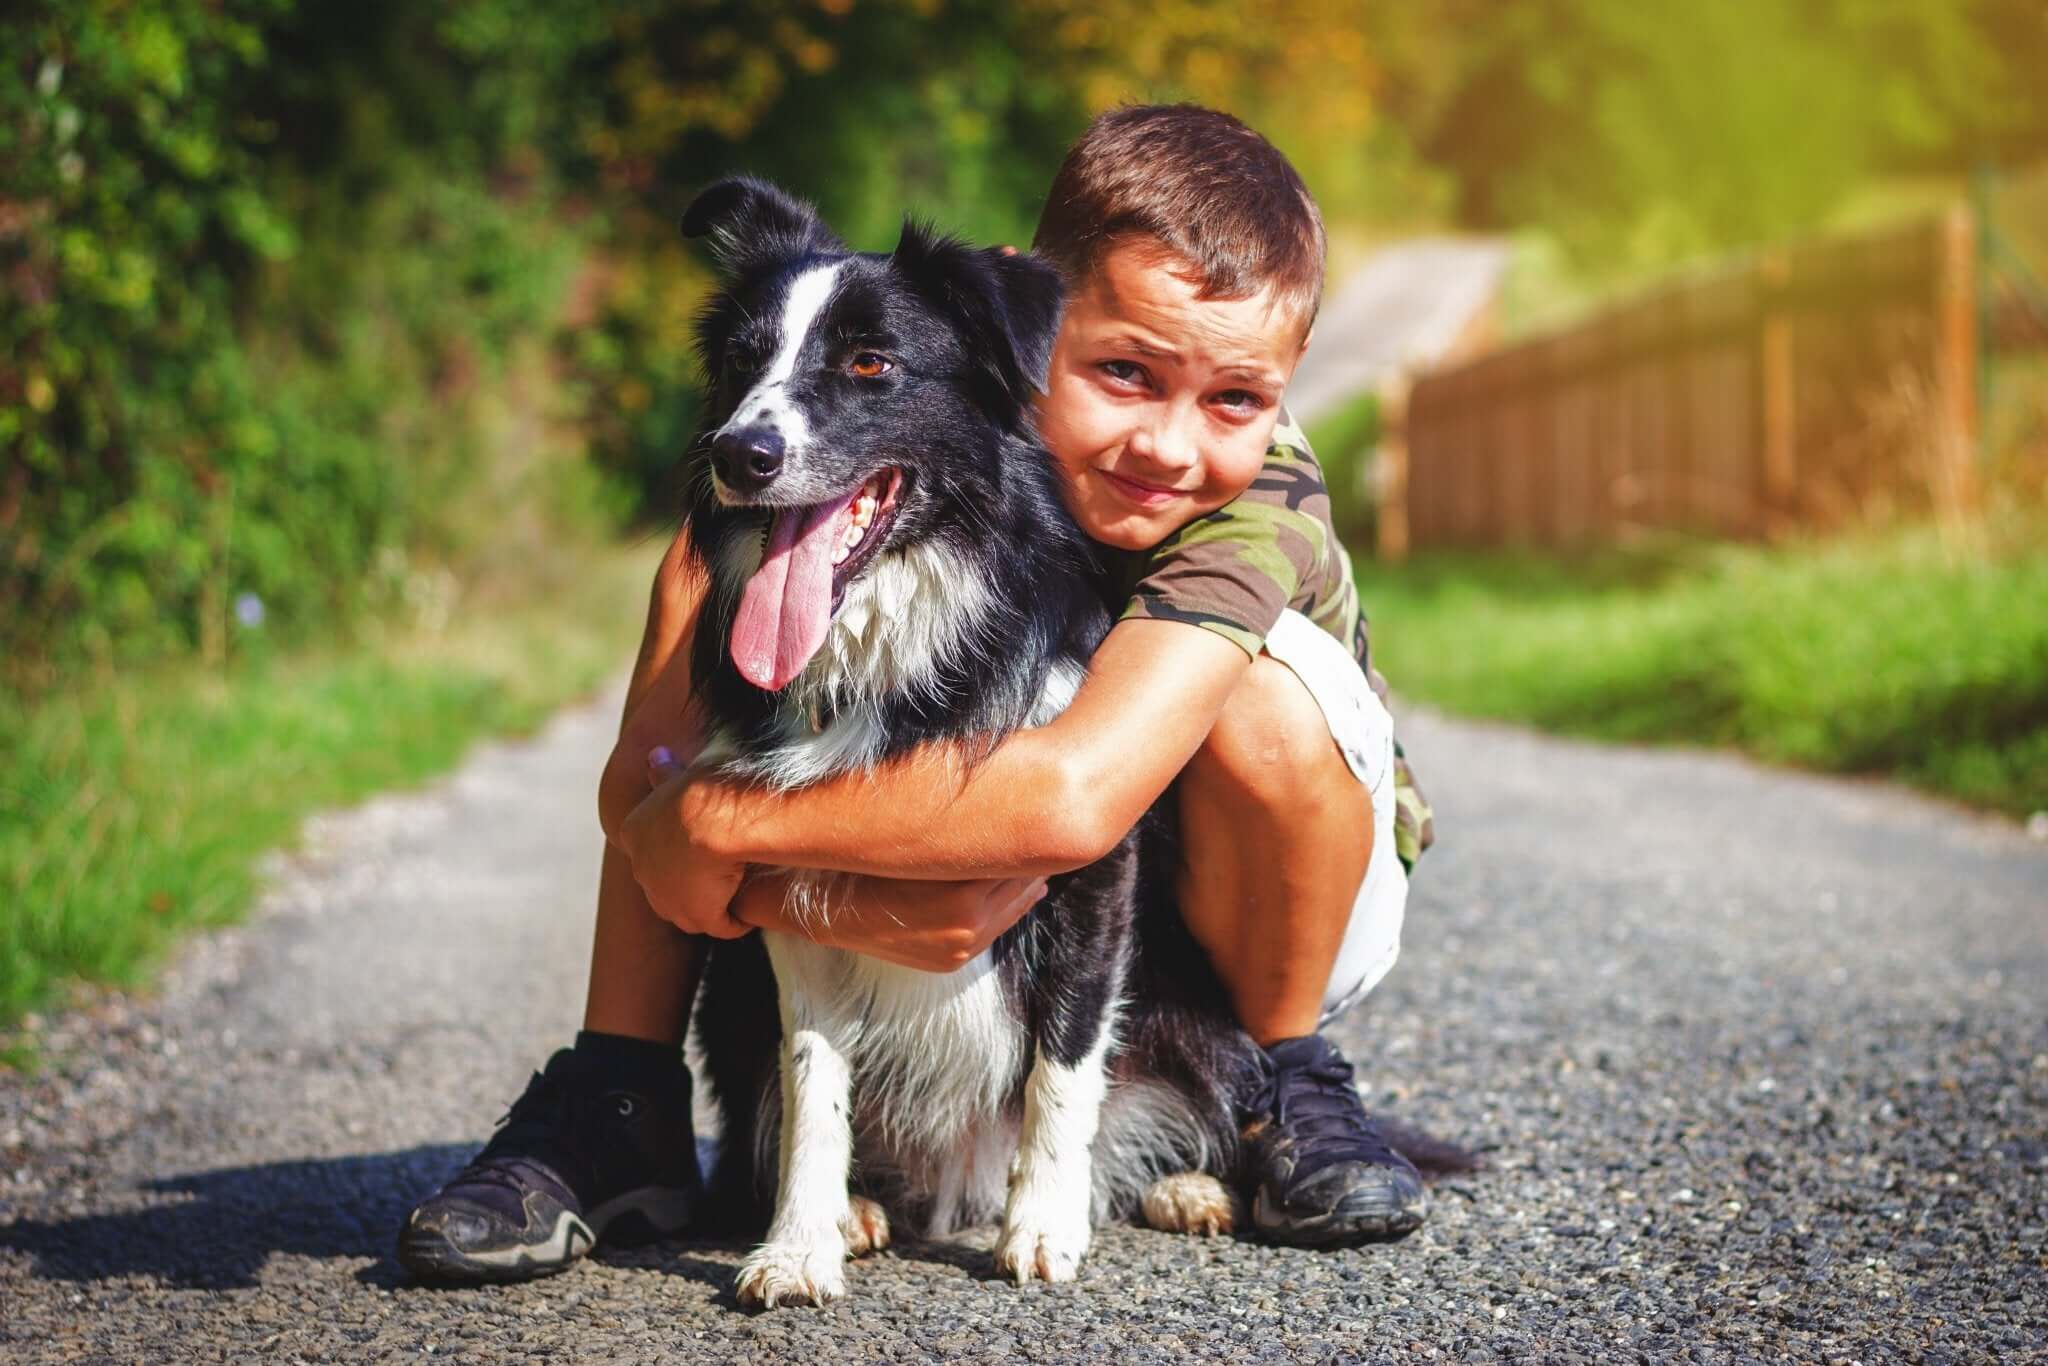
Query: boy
399 104 1435 1284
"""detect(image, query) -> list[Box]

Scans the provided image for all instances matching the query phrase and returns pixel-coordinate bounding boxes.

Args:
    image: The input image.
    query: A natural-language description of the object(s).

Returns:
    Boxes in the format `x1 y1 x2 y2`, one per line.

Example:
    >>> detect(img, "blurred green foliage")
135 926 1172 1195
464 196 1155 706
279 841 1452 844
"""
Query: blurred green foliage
1390 0 2048 269
6 0 2044 687
1363 519 2048 816
0 543 658 1033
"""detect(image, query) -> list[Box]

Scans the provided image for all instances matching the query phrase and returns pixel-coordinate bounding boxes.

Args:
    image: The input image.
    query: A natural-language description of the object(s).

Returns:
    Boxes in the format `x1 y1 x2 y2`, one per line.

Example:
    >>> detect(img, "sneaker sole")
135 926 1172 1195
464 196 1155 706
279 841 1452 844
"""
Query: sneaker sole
588 1183 700 1248
1251 1189 1428 1249
398 1209 597 1286
396 1184 700 1286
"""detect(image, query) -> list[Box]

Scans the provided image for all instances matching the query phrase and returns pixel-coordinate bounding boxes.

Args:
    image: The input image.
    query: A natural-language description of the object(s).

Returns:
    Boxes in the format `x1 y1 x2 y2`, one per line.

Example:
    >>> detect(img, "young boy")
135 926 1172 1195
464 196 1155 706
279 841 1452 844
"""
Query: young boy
398 104 1436 1284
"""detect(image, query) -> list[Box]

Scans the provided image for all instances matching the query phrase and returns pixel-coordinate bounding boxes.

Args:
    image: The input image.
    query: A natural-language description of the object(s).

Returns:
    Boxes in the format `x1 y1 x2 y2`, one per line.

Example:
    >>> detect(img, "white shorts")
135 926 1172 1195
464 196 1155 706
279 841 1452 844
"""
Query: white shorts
1260 609 1407 1024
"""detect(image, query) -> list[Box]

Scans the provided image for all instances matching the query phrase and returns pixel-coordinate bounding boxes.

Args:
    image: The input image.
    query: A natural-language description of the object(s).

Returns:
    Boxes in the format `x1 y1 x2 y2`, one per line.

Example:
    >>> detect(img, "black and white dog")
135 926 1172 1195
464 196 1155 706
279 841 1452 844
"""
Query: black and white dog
677 178 1262 1308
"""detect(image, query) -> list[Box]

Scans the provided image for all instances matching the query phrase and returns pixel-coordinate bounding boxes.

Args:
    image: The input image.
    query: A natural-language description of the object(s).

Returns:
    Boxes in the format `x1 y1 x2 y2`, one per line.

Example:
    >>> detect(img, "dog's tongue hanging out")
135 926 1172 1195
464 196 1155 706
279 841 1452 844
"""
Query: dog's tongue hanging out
731 490 861 691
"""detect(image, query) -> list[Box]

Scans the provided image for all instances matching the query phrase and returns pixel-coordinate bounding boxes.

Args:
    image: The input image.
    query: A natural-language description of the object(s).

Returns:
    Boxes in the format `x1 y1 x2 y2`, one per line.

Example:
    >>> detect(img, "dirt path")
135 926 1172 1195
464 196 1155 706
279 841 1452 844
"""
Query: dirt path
4 676 2043 1360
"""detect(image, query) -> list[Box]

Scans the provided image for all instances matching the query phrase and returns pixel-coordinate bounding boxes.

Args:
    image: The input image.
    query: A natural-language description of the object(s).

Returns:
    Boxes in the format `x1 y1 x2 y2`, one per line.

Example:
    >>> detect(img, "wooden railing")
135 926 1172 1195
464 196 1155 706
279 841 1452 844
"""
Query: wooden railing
1378 209 1983 557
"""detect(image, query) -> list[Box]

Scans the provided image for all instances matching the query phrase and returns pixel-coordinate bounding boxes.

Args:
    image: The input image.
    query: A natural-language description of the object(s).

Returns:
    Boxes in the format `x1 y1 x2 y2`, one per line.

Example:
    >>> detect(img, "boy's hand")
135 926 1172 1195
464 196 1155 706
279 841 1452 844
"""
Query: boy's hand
617 747 749 938
732 871 1049 973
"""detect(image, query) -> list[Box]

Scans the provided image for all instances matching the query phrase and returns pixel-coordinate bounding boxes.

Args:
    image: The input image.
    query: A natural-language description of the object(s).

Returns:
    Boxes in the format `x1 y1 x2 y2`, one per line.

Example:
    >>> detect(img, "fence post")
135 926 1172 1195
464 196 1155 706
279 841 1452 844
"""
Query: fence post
1934 205 1982 518
1376 372 1411 563
1758 250 1797 529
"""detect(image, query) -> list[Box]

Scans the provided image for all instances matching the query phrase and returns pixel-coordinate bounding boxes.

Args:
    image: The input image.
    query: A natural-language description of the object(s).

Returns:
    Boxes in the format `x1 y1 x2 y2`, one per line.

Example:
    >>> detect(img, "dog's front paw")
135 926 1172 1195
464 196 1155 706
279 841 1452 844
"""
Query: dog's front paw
734 1235 848 1309
993 1202 1092 1285
840 1195 891 1257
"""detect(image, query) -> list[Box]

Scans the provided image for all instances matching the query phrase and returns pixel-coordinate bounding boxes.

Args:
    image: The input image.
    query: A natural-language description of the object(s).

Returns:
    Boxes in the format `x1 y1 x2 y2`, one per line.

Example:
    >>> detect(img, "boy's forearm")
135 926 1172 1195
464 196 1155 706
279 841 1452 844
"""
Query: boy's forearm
682 620 1251 879
685 726 1092 879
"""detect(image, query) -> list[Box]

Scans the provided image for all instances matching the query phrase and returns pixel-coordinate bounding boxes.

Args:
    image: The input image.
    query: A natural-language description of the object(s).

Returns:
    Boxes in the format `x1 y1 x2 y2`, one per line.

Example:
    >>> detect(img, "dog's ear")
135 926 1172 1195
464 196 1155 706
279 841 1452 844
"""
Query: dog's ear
891 220 1065 409
681 176 844 279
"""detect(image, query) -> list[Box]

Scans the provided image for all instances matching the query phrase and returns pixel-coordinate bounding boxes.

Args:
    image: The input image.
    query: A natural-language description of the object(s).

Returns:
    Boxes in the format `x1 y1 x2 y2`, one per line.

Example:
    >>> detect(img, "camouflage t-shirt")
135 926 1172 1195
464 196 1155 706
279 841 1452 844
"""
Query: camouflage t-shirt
1106 410 1436 871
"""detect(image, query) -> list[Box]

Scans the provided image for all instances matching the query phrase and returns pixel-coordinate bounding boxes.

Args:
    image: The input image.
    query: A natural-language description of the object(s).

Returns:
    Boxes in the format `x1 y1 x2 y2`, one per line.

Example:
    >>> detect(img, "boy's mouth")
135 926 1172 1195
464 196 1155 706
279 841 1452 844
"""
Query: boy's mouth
1099 467 1186 509
731 468 901 692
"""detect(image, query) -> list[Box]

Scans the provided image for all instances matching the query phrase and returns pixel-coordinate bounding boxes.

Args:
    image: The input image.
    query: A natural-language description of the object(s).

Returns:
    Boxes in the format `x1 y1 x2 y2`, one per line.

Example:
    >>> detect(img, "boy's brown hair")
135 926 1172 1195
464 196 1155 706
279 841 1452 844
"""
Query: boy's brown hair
1031 104 1326 340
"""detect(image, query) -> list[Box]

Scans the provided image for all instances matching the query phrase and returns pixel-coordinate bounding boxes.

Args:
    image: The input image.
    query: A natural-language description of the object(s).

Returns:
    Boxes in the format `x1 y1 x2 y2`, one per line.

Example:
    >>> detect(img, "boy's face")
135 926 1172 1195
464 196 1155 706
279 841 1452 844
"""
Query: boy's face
1034 239 1309 551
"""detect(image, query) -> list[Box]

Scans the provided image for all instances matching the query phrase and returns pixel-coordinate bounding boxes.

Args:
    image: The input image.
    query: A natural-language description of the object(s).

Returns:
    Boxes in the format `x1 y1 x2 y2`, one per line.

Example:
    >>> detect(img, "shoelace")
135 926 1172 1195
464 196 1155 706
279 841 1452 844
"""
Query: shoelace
1243 1047 1404 1174
460 1070 602 1195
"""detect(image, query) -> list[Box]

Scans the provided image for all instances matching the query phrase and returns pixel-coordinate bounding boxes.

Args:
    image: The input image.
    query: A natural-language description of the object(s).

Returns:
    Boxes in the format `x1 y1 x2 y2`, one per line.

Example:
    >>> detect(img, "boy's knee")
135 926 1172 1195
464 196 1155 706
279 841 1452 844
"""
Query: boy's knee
1189 655 1345 809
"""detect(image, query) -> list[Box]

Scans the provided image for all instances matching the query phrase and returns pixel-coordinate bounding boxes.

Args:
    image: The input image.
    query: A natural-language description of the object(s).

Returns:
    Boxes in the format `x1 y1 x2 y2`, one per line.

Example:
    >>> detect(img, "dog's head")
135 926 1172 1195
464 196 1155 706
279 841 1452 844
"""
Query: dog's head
681 177 1066 694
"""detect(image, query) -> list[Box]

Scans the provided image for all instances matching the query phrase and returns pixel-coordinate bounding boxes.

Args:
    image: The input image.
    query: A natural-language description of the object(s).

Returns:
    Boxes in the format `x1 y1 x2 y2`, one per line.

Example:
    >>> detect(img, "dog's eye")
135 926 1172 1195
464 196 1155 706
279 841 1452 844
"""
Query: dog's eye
848 353 893 379
730 352 761 376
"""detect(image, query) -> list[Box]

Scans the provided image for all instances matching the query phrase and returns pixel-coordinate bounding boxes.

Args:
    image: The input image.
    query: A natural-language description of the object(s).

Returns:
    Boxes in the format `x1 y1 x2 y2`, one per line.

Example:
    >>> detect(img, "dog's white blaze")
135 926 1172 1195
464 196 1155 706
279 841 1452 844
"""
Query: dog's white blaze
721 261 845 451
998 1031 1113 1281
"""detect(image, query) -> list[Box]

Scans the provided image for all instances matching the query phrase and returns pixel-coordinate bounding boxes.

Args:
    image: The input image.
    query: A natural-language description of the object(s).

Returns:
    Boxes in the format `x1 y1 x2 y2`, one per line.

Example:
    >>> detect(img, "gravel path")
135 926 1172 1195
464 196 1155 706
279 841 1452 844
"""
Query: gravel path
3 679 2043 1362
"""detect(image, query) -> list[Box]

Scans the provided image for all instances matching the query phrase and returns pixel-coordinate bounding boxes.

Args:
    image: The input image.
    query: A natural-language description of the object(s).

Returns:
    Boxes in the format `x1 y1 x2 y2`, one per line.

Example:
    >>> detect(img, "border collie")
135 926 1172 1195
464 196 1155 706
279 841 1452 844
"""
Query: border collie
677 178 1260 1308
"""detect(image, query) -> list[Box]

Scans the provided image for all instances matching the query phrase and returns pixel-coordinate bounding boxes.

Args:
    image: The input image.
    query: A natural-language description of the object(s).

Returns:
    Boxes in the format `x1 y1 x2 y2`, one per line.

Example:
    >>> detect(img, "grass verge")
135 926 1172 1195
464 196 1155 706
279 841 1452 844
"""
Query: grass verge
1360 518 2048 817
1 541 663 1047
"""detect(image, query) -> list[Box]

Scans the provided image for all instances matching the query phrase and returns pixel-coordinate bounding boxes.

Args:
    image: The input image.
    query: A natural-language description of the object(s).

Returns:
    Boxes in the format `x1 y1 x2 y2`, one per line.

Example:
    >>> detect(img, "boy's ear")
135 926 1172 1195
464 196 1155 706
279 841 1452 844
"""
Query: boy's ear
891 219 1065 410
681 176 844 279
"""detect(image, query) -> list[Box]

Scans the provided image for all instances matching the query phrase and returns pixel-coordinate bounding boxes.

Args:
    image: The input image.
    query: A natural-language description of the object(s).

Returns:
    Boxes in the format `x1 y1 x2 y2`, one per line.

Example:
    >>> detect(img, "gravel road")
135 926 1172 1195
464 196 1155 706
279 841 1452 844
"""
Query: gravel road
3 677 2043 1362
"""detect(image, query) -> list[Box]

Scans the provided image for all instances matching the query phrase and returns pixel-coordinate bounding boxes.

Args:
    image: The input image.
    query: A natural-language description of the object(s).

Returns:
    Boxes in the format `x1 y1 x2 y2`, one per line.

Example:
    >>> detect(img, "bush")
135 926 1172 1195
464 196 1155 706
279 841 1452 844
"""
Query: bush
1362 522 2048 816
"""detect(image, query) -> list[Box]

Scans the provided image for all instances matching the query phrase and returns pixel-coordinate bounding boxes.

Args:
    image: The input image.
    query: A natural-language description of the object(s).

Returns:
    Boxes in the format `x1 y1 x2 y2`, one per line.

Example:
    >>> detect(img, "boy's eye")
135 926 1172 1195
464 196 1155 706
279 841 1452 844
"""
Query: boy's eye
1216 389 1266 412
1099 360 1146 386
848 352 893 378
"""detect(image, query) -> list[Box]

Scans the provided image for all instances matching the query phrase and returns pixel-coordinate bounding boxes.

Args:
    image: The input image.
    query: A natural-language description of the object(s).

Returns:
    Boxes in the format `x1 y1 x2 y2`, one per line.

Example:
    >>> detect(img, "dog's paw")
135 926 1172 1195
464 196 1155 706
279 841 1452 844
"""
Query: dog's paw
840 1196 891 1258
1141 1172 1237 1236
993 1204 1092 1285
734 1235 848 1309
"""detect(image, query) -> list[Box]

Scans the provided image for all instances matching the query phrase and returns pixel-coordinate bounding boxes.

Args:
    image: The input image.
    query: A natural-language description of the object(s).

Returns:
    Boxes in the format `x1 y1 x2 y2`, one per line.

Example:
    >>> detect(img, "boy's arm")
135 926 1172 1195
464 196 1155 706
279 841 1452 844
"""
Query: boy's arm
618 619 1250 920
730 869 1051 973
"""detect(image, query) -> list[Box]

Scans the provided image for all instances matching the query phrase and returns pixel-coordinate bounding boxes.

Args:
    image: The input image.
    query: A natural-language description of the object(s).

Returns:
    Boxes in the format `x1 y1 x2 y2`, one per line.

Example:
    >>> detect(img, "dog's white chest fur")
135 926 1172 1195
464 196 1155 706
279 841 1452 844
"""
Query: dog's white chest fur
760 935 1024 1232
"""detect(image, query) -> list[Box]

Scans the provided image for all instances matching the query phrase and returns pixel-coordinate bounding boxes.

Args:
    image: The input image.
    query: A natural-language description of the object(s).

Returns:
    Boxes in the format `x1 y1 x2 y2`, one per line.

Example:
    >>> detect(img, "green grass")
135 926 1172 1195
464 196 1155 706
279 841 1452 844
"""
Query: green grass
0 543 662 1041
1359 520 2048 816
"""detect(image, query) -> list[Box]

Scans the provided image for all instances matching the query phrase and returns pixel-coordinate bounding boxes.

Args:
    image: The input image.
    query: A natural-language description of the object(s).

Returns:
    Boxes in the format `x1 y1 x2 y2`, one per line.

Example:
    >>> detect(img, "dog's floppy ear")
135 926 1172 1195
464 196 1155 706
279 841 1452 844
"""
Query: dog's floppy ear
681 176 844 279
891 220 1065 409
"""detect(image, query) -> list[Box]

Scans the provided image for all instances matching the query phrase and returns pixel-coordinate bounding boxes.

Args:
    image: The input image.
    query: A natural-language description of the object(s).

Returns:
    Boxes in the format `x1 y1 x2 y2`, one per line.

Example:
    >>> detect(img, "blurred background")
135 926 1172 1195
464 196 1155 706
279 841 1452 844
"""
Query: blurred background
3 1 2045 1041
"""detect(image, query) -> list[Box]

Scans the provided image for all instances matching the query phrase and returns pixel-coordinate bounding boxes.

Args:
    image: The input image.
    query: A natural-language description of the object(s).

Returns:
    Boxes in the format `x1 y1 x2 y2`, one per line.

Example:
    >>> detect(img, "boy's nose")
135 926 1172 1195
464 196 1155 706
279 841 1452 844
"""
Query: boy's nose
1130 413 1200 475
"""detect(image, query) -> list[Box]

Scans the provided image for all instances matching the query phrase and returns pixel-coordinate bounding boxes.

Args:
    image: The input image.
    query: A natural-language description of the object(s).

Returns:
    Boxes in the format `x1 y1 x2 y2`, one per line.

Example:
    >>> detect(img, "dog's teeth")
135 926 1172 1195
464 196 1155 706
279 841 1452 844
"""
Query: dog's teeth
833 545 850 565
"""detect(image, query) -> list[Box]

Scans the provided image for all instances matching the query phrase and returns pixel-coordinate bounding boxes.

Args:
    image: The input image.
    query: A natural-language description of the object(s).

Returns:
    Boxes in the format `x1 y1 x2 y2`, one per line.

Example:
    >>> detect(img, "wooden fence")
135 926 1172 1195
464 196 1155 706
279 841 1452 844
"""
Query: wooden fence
1379 209 1983 557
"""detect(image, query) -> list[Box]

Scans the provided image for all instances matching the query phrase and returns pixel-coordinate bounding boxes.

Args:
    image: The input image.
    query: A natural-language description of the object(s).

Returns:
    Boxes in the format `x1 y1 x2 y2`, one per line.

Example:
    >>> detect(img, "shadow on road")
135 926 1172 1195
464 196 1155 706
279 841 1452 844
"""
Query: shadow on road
0 1145 474 1290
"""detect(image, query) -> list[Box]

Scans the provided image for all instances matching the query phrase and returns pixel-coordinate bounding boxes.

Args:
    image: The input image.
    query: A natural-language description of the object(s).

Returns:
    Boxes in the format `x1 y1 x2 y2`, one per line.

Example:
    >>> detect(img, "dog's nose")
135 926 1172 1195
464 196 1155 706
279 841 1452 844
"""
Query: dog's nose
712 427 786 491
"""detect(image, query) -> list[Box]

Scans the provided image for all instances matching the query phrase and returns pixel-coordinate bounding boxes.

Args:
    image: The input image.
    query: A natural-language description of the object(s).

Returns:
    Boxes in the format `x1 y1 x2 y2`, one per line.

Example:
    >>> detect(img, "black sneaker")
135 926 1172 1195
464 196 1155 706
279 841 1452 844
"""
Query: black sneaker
397 1046 702 1284
1239 1033 1427 1247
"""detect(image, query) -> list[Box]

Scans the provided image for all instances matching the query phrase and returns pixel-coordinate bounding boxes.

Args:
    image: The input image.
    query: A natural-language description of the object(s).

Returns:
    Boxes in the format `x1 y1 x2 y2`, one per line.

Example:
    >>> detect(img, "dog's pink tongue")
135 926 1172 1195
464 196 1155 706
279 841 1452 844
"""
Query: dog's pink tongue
732 493 858 691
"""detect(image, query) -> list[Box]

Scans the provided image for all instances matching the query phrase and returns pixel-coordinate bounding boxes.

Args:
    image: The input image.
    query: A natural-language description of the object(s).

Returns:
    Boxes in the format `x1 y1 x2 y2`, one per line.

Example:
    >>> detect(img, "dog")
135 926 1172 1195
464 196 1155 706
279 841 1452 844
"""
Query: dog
674 177 1264 1308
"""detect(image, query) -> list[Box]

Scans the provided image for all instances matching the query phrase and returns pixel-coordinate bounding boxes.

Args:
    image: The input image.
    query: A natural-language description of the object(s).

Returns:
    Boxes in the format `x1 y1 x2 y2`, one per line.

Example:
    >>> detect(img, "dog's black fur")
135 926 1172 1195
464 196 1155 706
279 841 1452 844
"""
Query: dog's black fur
675 178 1260 1239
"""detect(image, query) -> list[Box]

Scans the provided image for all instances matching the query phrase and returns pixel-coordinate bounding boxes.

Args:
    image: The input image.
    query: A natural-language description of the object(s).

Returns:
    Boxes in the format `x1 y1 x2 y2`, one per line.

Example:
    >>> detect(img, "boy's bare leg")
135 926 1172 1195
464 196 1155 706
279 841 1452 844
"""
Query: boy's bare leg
581 843 705 1044
1175 653 1425 1246
1176 654 1369 1048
